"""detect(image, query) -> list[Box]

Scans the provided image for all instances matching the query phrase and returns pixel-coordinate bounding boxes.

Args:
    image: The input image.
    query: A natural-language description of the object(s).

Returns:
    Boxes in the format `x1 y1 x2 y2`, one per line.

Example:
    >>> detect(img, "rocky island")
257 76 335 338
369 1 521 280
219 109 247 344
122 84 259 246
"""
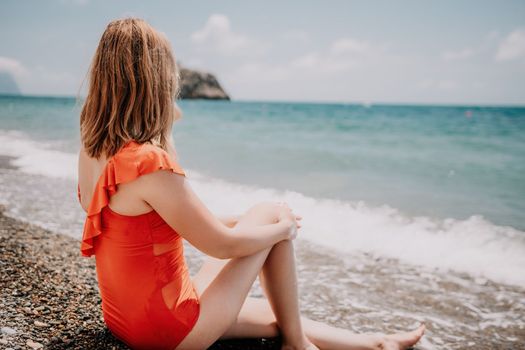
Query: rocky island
178 66 230 100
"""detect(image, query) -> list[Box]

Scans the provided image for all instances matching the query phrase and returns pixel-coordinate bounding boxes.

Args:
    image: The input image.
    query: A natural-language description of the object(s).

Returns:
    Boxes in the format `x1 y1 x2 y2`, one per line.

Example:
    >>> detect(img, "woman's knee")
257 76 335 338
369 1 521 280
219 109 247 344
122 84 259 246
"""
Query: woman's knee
239 201 281 226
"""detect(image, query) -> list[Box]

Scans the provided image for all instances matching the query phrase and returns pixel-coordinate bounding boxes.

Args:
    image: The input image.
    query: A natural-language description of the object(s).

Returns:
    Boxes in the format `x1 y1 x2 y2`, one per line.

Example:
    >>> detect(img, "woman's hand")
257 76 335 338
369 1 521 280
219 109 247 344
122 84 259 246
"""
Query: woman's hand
276 202 301 240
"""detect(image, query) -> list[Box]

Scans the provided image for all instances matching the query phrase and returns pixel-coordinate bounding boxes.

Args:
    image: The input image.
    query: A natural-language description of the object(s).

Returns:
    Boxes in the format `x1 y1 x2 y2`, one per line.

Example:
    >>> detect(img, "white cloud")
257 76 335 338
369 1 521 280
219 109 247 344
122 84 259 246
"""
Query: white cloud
287 37 385 75
330 38 372 55
290 53 320 69
229 36 385 89
0 57 29 77
190 14 264 56
441 48 475 61
0 57 80 95
495 28 525 61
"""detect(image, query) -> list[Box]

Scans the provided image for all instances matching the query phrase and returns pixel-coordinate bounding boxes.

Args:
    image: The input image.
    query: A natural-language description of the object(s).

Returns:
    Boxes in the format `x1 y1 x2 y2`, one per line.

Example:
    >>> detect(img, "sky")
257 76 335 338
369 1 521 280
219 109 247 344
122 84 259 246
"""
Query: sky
1 0 524 105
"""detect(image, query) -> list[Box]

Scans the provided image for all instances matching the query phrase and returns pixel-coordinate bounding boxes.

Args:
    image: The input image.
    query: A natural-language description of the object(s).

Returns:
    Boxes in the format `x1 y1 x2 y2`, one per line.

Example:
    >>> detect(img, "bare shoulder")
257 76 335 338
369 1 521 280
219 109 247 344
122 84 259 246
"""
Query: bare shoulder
78 147 98 179
78 146 87 165
77 145 101 172
137 166 185 195
77 146 90 179
77 147 90 211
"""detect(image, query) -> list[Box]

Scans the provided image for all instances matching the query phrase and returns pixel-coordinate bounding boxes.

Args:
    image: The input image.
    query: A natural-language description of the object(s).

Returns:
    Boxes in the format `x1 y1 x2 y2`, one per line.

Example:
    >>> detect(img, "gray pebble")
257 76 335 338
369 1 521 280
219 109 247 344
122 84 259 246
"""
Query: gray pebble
0 327 16 335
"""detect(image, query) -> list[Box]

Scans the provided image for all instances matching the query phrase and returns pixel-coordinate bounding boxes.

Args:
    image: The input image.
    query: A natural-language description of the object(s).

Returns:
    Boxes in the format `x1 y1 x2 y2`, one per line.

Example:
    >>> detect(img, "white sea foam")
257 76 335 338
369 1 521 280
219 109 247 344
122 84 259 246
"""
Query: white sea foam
0 130 77 179
1 130 524 287
190 174 525 287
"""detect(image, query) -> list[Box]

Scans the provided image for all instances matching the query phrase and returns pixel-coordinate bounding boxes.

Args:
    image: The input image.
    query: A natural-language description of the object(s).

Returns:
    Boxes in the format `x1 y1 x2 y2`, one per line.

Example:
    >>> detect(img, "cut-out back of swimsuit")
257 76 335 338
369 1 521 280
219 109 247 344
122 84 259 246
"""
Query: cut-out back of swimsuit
78 140 200 350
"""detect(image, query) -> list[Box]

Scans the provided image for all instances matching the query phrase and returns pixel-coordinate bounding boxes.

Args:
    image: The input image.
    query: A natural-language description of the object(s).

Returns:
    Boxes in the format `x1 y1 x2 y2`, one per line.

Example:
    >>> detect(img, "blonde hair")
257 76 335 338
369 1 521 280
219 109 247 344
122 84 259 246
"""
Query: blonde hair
80 18 179 158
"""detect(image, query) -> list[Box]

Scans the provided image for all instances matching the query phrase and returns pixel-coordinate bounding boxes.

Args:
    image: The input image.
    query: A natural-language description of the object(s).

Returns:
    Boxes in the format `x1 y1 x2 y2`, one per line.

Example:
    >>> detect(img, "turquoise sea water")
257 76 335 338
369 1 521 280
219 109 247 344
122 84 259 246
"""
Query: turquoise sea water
1 95 524 286
1 95 524 229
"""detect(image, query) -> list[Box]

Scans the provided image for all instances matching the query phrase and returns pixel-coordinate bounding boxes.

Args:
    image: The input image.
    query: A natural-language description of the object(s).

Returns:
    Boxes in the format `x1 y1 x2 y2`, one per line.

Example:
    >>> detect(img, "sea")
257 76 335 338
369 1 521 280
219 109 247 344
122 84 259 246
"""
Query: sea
0 95 524 289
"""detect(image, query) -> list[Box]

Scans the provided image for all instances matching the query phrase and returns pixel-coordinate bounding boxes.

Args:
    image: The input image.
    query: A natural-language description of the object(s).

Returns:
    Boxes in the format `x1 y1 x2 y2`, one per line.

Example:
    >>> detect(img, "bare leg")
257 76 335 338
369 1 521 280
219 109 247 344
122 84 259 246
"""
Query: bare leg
194 242 311 348
177 203 313 350
302 316 425 350
193 239 425 349
223 297 425 350
259 239 307 347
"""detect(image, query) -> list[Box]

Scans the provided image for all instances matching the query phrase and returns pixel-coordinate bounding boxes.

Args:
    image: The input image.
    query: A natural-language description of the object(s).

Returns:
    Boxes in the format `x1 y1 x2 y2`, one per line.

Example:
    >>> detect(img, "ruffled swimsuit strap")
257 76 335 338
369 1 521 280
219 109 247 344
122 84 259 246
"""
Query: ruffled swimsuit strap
80 140 186 257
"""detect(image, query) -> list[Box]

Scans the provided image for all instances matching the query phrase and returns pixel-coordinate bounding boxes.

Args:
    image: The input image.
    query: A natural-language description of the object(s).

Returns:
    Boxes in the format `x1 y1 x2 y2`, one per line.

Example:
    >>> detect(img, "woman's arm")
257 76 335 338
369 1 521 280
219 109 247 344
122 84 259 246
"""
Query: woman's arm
138 170 293 259
217 215 240 228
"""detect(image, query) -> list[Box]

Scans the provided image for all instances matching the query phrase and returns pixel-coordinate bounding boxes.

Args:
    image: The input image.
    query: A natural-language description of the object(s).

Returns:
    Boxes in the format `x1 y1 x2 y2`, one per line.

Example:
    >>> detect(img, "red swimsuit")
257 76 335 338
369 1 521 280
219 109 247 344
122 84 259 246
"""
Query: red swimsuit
78 140 200 349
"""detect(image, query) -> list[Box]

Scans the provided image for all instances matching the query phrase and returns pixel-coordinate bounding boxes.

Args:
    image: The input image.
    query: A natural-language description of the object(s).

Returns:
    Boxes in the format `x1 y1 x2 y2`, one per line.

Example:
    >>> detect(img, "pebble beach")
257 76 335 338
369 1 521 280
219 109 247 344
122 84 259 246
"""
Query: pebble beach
3 2 525 348
1 205 524 349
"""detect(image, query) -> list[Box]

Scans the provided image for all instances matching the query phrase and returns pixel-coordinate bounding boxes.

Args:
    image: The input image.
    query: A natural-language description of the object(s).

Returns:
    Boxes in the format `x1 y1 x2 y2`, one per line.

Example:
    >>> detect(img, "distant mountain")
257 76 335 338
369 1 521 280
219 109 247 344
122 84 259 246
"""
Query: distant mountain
179 67 230 100
0 72 21 95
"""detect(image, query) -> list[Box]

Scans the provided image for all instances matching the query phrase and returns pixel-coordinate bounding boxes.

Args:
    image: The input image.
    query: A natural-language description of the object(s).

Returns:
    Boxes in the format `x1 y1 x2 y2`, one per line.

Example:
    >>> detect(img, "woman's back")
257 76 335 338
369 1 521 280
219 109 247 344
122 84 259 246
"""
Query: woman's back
77 140 200 349
77 140 179 216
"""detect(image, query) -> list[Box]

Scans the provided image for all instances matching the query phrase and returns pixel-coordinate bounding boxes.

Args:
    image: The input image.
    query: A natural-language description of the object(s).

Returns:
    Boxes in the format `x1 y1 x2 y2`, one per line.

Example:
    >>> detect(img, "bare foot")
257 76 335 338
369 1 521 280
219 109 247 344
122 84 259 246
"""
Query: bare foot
380 323 426 350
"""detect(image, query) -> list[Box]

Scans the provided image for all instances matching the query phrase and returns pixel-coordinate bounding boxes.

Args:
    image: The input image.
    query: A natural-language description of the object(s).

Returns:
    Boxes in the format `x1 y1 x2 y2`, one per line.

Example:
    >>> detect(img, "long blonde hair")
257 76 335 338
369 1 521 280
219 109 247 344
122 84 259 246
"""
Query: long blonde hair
80 18 179 158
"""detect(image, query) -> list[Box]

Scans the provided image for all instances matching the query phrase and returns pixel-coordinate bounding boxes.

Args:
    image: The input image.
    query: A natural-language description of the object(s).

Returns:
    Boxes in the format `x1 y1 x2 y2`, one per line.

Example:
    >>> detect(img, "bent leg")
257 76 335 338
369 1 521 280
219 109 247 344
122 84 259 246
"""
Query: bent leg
177 202 309 350
259 238 304 345
192 242 306 345
178 247 271 349
193 260 280 339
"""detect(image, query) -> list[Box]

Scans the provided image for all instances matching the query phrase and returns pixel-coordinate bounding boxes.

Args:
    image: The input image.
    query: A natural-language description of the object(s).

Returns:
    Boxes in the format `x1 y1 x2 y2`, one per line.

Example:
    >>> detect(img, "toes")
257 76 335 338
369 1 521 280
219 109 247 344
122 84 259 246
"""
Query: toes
416 323 426 337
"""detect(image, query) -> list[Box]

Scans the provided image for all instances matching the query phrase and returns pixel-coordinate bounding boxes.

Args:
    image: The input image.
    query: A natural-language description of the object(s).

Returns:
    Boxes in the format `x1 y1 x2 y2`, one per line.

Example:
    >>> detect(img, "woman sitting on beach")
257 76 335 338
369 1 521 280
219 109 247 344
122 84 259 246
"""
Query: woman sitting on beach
77 18 425 350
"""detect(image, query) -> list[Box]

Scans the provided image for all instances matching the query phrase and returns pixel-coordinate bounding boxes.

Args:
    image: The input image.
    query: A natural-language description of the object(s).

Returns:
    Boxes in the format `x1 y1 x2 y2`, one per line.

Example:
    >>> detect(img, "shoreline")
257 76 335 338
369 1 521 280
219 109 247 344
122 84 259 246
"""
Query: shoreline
1 206 524 349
